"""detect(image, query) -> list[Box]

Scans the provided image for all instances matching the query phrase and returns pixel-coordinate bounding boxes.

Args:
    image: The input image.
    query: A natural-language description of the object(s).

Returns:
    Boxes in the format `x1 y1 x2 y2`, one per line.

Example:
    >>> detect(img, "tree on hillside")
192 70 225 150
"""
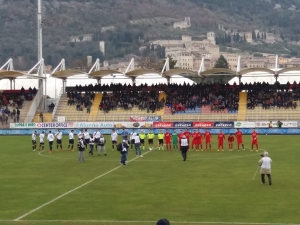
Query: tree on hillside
214 55 229 69
257 33 260 39
167 55 177 69
252 31 256 40
137 54 164 72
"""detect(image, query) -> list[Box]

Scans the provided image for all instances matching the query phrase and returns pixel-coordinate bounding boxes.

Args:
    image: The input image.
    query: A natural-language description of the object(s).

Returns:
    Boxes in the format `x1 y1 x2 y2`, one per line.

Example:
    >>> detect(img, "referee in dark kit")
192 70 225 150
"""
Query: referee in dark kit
180 135 189 161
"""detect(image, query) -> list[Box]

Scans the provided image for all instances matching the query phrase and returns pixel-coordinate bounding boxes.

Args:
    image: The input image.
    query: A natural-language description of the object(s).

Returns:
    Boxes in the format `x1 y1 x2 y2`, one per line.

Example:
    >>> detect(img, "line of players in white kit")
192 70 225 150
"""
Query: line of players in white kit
30 128 119 156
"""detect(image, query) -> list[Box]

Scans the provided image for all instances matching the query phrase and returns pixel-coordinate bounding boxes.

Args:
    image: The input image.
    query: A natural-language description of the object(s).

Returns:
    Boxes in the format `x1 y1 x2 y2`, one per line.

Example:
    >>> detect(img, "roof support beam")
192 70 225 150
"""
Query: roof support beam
198 56 205 76
236 55 241 73
124 58 134 74
0 58 14 71
88 58 101 74
161 57 170 75
51 59 66 75
28 58 45 76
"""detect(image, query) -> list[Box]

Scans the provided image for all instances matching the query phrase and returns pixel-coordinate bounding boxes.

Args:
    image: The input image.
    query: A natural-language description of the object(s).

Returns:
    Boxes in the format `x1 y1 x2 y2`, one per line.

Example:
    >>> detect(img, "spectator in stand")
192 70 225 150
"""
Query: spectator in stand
40 112 44 122
16 108 20 122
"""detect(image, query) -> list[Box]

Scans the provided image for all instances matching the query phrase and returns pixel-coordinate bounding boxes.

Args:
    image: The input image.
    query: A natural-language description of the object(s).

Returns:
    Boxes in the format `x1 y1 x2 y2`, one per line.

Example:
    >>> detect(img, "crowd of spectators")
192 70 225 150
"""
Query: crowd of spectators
165 82 239 114
67 81 300 115
99 86 164 113
66 92 94 113
245 81 300 110
0 87 37 125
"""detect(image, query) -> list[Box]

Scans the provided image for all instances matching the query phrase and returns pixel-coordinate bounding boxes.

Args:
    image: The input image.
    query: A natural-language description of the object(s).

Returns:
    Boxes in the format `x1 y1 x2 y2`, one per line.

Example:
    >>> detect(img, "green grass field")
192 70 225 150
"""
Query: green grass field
0 135 299 225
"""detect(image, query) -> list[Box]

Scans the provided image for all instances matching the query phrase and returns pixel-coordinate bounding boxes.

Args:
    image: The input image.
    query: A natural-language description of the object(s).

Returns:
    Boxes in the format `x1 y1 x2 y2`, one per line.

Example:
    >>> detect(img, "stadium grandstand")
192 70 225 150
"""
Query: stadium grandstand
2 56 300 126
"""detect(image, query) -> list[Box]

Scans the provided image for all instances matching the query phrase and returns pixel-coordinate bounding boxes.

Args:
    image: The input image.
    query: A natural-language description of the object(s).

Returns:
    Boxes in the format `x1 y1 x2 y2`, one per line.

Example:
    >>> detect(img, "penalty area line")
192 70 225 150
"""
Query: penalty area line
13 150 152 222
2 220 300 225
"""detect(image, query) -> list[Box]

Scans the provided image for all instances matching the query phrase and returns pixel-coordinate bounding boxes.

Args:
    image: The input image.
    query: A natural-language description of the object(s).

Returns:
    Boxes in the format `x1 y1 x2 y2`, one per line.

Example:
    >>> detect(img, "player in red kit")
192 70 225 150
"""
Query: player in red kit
184 129 191 150
251 129 259 151
217 130 226 151
164 129 171 150
178 130 184 147
235 128 245 151
191 130 198 151
196 129 203 151
204 129 212 151
228 134 234 151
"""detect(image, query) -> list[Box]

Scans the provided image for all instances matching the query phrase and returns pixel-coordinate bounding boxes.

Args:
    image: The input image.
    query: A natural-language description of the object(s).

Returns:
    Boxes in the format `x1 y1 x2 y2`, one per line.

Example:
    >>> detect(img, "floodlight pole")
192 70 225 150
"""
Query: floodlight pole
237 55 241 84
37 0 43 86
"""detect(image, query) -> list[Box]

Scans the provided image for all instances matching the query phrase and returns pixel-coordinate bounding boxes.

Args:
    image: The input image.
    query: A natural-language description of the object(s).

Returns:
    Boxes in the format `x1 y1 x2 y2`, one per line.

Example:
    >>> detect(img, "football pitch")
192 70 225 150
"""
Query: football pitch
0 135 299 225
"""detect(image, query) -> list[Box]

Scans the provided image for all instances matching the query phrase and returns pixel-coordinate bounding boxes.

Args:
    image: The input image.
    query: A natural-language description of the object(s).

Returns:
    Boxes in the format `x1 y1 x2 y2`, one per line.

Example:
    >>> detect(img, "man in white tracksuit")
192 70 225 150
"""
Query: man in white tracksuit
259 151 272 185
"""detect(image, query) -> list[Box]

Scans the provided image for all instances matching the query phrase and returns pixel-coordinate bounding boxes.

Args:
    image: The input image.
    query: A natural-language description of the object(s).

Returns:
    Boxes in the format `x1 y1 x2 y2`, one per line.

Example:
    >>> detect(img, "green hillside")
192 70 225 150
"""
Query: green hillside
1 0 300 69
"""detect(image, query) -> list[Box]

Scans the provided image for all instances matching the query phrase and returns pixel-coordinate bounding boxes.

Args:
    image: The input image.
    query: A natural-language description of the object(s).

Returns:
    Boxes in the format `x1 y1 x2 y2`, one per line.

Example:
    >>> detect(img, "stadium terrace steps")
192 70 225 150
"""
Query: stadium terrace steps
164 106 202 115
53 94 89 122
20 100 34 122
88 93 102 122
161 114 237 122
156 93 167 116
33 113 52 122
245 101 300 121
237 92 247 121
201 105 228 114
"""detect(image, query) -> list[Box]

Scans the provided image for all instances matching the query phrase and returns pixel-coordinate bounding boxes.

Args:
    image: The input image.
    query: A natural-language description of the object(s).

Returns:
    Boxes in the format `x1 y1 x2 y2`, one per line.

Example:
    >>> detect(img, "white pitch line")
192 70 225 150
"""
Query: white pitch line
2 220 300 225
14 150 153 221
38 150 264 161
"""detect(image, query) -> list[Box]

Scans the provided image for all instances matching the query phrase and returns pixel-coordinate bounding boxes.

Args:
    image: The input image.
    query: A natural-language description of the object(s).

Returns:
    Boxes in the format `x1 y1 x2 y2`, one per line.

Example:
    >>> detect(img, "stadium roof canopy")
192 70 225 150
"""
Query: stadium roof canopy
89 69 123 78
0 70 25 79
277 67 300 75
162 68 197 78
51 69 87 79
238 68 275 76
200 68 237 76
125 69 160 77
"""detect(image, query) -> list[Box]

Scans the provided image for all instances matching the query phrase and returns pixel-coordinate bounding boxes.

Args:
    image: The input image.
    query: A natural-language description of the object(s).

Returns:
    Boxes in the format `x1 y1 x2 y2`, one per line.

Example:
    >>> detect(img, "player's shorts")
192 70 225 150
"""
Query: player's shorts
40 142 44 145
158 139 164 144
112 140 117 144
165 140 171 144
252 140 258 145
49 141 53 145
69 139 74 144
228 141 234 144
95 138 100 143
237 139 243 144
32 140 36 145
218 142 224 146
140 139 145 144
172 140 178 145
131 139 135 144
85 138 90 144
148 139 153 144
192 140 197 145
57 139 62 145
205 140 211 144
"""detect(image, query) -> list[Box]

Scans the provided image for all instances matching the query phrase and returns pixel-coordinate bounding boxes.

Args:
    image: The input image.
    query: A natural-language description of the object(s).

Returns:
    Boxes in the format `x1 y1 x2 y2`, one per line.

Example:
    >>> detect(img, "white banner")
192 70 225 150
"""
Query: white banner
57 116 66 122
234 121 256 128
10 123 36 129
10 122 152 129
255 121 298 128
73 122 114 128
113 122 153 128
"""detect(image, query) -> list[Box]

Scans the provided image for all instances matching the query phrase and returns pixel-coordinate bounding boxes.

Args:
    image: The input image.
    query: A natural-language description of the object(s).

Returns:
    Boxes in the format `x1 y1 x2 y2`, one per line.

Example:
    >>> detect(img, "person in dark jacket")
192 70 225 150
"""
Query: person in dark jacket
118 140 128 165
78 137 85 162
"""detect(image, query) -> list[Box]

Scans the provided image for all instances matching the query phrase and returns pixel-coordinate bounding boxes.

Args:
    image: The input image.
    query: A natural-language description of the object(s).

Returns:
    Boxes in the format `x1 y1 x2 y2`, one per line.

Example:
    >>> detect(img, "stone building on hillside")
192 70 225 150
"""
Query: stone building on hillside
70 34 93 42
173 17 191 29
151 33 219 71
